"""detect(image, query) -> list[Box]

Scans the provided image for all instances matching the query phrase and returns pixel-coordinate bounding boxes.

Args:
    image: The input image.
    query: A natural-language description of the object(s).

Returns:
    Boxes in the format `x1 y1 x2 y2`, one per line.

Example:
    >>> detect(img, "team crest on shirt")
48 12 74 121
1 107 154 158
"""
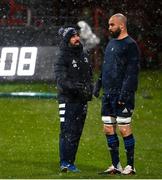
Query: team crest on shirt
72 59 77 68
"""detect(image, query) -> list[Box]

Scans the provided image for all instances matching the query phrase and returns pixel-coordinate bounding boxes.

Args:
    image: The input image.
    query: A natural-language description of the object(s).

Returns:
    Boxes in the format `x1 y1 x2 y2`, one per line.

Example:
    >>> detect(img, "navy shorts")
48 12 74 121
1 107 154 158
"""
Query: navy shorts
101 93 135 124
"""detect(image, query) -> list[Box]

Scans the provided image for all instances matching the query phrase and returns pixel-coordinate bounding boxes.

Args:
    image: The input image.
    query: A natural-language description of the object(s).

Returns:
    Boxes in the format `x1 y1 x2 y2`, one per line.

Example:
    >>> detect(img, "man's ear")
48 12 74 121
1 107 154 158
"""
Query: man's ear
120 23 125 31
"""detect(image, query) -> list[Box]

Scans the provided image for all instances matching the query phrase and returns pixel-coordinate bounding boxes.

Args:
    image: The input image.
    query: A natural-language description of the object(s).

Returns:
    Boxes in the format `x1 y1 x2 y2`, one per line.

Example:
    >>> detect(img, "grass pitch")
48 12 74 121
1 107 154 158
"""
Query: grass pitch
0 70 162 179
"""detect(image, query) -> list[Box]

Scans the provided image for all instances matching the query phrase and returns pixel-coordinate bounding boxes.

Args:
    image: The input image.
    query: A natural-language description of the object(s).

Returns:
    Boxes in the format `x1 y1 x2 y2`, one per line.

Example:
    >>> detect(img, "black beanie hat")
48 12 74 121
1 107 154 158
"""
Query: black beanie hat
58 27 78 42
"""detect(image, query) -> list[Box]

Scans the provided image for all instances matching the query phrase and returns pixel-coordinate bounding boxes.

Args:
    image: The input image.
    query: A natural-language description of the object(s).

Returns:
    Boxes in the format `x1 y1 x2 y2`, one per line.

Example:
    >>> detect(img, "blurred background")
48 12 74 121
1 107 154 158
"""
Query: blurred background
0 0 162 83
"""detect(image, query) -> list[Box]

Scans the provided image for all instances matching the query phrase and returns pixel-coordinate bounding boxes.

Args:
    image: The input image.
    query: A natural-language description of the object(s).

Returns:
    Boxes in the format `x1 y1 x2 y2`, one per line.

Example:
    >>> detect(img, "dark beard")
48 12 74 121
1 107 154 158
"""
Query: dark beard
73 40 80 46
69 42 83 51
69 40 80 47
109 28 121 38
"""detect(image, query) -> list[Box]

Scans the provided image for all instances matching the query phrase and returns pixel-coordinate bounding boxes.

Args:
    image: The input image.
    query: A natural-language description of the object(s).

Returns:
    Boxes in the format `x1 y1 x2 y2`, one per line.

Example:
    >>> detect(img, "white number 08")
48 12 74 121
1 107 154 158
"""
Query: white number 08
0 47 38 76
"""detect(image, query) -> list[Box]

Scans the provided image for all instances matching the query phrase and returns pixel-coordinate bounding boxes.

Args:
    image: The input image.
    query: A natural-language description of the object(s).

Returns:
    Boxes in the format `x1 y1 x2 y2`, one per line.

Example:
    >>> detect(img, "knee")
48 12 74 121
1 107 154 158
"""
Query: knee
119 124 132 137
119 127 127 137
103 124 116 135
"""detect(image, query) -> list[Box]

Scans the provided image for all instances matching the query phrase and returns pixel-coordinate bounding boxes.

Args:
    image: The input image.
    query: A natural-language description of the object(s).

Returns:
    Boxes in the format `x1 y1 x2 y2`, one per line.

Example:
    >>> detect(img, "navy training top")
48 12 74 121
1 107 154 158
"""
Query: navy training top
102 36 140 97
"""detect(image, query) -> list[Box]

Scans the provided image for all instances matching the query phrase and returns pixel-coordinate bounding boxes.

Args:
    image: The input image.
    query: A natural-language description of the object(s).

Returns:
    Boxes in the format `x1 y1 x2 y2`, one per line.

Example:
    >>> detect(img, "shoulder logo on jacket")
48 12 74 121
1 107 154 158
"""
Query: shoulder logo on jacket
72 59 78 68
84 57 88 63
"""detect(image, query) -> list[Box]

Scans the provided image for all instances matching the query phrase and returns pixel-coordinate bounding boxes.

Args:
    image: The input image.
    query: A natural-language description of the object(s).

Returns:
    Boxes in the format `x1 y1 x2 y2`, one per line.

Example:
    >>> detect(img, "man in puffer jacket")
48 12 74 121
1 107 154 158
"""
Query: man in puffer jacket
54 26 93 172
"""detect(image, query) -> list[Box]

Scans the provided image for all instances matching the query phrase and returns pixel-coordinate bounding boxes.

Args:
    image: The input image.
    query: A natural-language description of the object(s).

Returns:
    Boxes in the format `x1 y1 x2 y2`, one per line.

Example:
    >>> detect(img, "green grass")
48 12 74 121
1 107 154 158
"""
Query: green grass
0 70 162 178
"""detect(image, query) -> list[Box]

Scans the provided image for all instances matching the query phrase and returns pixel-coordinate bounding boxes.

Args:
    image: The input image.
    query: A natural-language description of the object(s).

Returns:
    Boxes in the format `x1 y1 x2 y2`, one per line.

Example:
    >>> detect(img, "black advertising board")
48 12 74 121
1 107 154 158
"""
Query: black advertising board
0 46 59 82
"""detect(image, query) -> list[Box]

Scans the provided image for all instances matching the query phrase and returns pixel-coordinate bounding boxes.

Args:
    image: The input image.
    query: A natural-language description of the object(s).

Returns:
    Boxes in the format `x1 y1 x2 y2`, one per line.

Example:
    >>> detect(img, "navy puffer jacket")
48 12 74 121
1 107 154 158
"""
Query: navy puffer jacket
54 40 93 103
